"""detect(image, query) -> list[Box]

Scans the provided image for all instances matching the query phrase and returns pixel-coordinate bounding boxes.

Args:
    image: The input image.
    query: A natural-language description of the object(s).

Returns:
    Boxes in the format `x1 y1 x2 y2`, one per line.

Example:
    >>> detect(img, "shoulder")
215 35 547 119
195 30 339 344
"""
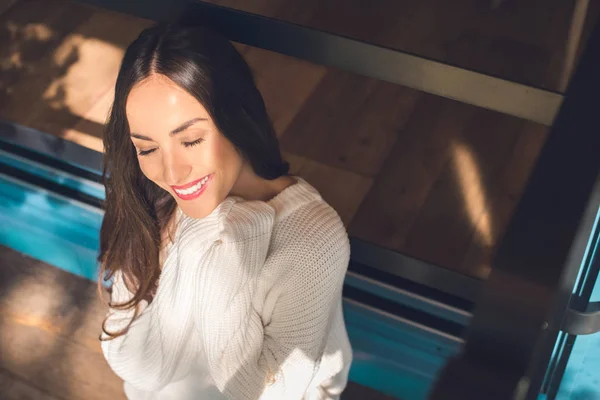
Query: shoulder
220 198 276 243
286 199 347 243
274 198 350 271
267 199 350 299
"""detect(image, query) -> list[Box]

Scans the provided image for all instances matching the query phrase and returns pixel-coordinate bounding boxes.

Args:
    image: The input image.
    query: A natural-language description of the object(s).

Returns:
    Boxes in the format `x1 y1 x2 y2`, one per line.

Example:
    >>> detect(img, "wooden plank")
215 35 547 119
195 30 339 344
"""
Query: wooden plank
0 247 107 354
284 152 372 226
56 7 152 150
243 47 327 137
0 367 15 395
403 110 522 278
347 95 475 252
30 6 151 136
0 0 96 124
2 1 151 141
1 314 126 400
0 368 61 400
62 86 113 152
444 30 551 91
460 121 548 277
0 247 124 399
0 0 18 17
0 0 94 122
282 77 420 178
280 70 379 164
465 0 574 91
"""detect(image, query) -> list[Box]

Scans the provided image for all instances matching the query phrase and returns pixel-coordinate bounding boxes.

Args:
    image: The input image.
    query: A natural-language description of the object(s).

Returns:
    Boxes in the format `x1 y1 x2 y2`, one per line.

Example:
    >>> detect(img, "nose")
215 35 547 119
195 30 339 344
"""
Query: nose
162 149 191 186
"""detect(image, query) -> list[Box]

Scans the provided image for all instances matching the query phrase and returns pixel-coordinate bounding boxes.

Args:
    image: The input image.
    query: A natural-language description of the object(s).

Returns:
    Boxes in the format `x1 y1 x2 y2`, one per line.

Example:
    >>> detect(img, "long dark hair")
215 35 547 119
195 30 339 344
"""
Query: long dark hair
98 22 289 339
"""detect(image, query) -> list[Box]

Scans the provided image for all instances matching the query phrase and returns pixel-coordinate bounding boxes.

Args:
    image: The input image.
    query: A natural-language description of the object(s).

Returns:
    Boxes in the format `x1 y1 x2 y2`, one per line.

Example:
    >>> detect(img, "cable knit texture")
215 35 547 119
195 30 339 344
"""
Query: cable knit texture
100 177 353 400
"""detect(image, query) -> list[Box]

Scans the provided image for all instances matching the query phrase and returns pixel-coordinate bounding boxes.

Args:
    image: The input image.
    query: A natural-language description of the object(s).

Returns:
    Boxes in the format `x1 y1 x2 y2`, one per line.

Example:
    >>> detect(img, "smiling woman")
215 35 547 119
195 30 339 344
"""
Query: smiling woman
97 22 353 400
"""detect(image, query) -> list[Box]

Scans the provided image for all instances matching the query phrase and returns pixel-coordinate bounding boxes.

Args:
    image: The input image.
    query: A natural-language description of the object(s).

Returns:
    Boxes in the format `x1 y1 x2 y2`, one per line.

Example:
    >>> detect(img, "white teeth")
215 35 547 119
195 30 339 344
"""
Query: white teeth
175 175 210 196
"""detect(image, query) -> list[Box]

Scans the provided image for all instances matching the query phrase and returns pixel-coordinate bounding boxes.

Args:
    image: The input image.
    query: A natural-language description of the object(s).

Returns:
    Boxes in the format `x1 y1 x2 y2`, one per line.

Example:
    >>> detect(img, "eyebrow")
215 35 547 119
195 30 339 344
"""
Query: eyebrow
130 117 208 141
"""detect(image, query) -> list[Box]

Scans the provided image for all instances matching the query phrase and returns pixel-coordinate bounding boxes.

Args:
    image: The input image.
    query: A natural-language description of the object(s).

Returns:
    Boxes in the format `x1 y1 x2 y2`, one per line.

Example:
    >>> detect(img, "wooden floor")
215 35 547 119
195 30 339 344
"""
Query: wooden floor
1 1 599 397
0 245 395 400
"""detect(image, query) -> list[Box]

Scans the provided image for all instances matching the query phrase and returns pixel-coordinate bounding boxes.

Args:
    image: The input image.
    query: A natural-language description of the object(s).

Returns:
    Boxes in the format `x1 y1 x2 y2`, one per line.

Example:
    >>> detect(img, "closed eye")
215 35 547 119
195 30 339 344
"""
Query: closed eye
138 148 156 156
183 138 204 148
137 138 204 157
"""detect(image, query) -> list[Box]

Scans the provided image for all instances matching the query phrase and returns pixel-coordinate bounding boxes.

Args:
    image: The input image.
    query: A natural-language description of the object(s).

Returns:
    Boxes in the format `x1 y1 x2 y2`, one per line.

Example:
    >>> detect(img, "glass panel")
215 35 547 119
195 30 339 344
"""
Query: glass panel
554 281 600 399
541 206 600 399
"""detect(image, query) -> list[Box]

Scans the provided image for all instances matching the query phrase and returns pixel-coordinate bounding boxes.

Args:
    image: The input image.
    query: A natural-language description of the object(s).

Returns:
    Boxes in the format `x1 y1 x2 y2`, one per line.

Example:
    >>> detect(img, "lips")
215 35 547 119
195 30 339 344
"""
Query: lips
171 173 213 201
171 174 211 191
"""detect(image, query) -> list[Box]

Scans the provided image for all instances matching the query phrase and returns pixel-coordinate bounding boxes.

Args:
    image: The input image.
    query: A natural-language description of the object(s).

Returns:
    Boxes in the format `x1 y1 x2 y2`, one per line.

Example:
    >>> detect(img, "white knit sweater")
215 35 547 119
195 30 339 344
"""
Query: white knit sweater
100 177 353 400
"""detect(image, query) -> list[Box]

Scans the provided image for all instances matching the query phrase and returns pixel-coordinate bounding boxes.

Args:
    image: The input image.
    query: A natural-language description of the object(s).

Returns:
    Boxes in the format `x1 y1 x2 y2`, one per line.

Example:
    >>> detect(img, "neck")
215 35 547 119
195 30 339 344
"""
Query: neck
230 165 295 202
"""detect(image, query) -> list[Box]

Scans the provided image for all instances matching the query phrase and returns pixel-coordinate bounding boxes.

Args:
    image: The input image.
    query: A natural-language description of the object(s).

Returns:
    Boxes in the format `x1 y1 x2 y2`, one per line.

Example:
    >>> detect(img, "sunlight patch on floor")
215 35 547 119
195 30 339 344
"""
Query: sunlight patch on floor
452 140 493 277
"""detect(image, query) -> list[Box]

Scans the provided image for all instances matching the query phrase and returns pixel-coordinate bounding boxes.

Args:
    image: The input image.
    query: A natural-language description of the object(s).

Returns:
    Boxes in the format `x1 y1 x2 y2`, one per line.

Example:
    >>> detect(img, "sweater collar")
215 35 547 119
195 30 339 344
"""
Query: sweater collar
264 176 321 219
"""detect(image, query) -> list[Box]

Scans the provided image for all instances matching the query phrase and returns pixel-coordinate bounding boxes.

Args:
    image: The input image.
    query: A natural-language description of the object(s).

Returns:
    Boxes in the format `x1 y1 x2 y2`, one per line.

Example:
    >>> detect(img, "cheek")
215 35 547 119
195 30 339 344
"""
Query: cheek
207 137 243 173
137 158 162 182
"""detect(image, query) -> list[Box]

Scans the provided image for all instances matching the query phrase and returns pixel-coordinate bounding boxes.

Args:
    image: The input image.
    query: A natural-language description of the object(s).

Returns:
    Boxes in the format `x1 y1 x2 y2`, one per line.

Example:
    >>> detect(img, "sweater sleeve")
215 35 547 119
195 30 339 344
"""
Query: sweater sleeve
100 272 160 386
100 198 234 392
100 261 202 391
196 202 350 400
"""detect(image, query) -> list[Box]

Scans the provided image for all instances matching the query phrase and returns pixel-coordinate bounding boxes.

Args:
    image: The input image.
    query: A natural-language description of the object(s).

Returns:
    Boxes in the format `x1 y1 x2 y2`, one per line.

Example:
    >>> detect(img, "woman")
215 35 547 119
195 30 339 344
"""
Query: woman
98 22 353 400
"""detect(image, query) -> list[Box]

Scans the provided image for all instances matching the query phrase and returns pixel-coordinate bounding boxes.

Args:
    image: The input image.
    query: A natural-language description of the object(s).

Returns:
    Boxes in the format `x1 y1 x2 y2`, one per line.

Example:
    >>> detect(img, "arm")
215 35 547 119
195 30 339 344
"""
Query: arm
196 205 350 400
100 261 203 391
100 272 158 386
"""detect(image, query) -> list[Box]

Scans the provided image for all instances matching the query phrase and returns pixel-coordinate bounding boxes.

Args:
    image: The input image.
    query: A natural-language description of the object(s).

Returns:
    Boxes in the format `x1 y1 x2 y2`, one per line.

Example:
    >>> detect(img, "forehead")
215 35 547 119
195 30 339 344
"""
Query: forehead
126 75 208 126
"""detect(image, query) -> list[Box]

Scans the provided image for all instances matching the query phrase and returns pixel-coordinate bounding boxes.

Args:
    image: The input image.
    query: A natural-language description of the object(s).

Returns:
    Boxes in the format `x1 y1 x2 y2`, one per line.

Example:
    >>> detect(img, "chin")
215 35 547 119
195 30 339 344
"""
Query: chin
178 199 219 220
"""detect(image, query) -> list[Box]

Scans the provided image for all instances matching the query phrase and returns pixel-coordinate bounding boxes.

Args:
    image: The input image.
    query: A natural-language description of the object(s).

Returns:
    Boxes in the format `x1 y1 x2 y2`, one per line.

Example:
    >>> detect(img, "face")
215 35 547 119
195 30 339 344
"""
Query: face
126 74 247 219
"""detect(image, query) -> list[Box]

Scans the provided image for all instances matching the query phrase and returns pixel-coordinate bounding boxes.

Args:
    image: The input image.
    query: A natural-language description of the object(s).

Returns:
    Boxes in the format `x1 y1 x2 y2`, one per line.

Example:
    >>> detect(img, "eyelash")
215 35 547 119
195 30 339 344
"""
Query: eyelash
138 138 204 156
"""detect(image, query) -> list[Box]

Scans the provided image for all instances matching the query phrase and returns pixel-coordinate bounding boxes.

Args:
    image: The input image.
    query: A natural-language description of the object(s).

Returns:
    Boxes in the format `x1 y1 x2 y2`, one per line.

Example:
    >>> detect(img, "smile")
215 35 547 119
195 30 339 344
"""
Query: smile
171 174 213 200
